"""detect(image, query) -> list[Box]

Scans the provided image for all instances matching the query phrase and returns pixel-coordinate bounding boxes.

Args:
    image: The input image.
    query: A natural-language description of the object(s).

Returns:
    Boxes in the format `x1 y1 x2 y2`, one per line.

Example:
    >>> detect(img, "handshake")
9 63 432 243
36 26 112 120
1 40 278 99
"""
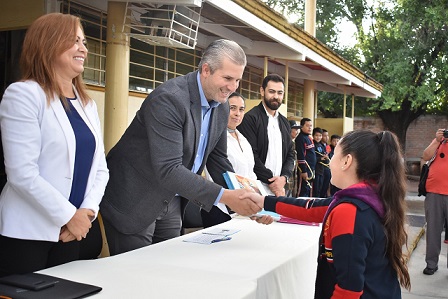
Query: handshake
220 189 274 225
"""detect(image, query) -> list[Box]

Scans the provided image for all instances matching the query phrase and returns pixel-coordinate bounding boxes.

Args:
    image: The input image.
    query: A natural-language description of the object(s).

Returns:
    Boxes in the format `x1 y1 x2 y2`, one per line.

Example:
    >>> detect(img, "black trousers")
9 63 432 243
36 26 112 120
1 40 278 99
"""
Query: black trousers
0 234 79 278
201 205 231 228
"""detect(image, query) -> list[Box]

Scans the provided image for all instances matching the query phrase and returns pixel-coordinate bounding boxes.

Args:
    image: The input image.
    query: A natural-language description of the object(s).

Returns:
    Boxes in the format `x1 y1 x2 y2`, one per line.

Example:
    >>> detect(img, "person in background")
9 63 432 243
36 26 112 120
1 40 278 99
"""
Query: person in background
238 74 295 197
421 129 448 275
286 120 301 197
100 39 261 256
320 129 332 197
329 134 341 195
201 92 273 227
224 93 256 181
290 120 301 141
312 127 329 198
445 220 448 244
0 13 109 277
296 117 315 197
329 134 341 159
247 130 411 298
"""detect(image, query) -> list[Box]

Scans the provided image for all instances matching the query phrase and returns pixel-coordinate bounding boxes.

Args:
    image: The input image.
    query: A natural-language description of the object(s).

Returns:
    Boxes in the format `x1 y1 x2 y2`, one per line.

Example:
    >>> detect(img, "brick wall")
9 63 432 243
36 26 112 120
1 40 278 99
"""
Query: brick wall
405 116 448 158
353 117 384 133
354 115 448 159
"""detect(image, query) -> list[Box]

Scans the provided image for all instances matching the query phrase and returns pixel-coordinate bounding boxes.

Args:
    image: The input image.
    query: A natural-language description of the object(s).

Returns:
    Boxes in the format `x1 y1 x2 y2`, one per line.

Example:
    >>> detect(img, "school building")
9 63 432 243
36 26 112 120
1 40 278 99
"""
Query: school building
0 0 383 152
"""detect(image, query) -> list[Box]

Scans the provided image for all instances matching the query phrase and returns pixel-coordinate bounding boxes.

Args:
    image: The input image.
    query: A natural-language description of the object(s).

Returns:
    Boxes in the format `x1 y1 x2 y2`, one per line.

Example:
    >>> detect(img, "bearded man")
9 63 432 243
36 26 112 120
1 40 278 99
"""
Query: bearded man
237 74 295 197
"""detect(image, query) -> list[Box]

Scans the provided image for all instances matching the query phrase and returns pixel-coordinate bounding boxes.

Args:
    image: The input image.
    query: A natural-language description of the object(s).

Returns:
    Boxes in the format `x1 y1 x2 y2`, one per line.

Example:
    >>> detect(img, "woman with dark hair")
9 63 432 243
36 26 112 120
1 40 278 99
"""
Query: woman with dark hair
201 92 273 227
0 13 109 276
246 130 410 298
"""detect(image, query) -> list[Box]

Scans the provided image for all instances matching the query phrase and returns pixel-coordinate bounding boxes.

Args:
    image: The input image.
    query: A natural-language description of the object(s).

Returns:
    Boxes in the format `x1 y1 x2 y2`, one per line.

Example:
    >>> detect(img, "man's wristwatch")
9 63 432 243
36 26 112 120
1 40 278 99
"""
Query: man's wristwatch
282 175 289 184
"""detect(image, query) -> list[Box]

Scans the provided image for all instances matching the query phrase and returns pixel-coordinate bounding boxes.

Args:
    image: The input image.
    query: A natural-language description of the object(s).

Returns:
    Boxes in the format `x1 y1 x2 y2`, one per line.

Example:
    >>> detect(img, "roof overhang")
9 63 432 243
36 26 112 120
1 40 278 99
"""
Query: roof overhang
198 0 382 98
100 0 382 98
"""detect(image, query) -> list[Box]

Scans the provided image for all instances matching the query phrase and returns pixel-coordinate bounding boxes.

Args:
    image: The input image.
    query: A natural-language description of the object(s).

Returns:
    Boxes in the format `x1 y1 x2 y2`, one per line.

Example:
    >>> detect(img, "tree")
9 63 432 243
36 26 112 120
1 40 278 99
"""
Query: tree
361 0 448 148
263 0 448 150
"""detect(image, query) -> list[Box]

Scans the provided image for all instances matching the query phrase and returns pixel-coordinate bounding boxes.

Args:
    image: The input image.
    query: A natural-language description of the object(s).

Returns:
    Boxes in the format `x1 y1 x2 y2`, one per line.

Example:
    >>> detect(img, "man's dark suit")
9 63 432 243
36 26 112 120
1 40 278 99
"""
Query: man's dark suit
100 71 233 235
237 102 294 184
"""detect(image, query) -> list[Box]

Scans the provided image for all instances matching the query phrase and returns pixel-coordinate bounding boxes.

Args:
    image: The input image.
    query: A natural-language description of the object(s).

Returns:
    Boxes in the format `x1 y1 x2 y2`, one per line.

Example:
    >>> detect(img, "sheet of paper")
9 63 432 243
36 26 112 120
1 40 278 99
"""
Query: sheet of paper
183 227 240 244
183 233 232 245
202 227 240 236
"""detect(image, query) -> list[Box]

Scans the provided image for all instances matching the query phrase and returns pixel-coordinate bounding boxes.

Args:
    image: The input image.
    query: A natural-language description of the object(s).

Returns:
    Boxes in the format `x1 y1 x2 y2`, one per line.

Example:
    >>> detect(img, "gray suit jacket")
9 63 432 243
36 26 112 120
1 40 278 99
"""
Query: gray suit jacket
100 71 233 234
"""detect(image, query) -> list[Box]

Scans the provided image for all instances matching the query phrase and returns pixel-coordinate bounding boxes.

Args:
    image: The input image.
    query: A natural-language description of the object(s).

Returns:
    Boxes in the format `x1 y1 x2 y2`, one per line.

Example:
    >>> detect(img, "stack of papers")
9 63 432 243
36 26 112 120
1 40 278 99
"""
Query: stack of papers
183 227 240 245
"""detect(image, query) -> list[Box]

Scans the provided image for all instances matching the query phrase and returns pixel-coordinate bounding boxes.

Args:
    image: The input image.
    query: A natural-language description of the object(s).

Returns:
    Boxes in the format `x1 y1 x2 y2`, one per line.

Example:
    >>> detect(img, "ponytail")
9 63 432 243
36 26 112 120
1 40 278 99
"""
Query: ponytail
339 130 410 289
377 131 410 290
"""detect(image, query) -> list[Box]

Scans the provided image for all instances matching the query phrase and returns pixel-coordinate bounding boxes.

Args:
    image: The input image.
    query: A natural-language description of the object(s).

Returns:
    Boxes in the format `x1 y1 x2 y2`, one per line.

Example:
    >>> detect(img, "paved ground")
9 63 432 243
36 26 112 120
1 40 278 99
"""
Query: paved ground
402 179 448 298
402 231 447 298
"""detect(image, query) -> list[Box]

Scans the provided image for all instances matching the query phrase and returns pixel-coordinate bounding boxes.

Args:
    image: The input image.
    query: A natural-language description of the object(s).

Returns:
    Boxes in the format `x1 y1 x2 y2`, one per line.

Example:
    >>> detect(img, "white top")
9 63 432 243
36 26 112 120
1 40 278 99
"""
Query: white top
206 129 257 213
264 108 283 176
226 129 257 180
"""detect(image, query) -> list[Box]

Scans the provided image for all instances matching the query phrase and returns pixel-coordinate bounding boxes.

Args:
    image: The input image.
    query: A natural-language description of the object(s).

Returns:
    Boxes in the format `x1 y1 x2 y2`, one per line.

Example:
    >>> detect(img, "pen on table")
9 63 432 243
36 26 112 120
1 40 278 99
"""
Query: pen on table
211 237 232 243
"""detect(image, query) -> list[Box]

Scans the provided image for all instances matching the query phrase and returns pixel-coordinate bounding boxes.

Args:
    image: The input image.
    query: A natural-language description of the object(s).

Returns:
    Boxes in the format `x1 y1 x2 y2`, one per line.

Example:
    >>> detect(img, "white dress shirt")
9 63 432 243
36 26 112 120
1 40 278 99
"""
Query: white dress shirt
264 109 283 176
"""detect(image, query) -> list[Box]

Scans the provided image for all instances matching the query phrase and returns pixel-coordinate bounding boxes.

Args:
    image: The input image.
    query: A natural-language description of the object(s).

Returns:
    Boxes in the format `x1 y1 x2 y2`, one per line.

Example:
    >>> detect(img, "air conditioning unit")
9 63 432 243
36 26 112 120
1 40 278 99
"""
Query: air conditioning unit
124 1 202 49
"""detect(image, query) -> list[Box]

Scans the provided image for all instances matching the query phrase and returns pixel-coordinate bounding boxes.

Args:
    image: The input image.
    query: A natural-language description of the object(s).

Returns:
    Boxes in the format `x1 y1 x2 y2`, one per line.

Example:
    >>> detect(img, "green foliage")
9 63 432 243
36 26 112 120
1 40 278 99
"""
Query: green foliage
318 92 375 118
263 0 448 148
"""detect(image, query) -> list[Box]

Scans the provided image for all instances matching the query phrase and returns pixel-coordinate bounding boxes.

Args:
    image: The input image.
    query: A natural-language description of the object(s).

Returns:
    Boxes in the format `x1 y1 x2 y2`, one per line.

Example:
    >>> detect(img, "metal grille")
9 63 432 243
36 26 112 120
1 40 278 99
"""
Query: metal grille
125 3 202 49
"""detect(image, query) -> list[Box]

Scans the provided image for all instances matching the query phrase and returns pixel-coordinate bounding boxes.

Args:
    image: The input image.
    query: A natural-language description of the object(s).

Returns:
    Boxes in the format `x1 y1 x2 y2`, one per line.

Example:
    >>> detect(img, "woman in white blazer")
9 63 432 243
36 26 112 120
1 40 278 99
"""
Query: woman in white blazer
0 13 109 277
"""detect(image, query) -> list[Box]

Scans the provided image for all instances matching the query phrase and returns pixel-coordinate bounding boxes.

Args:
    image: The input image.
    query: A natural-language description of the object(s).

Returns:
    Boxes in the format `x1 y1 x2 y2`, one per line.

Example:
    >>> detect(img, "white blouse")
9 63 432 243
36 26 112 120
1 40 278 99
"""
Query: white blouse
205 129 257 214
226 129 257 180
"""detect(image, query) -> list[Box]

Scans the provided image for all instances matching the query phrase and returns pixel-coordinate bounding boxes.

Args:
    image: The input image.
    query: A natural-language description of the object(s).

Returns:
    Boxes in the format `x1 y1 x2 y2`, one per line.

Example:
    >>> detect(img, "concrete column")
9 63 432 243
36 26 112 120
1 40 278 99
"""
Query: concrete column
263 56 268 77
304 0 316 121
303 80 314 119
304 0 316 37
343 91 347 118
351 94 355 118
104 1 130 153
284 61 289 106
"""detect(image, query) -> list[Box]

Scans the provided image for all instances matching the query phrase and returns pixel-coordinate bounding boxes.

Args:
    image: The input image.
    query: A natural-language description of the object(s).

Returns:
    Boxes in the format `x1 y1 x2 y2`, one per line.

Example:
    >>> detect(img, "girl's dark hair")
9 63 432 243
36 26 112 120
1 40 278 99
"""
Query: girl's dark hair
338 130 410 290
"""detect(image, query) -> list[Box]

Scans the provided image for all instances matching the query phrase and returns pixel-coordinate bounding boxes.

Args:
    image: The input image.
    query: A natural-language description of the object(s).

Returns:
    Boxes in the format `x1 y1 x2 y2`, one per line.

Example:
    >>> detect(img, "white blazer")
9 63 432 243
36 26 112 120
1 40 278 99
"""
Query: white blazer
0 80 109 242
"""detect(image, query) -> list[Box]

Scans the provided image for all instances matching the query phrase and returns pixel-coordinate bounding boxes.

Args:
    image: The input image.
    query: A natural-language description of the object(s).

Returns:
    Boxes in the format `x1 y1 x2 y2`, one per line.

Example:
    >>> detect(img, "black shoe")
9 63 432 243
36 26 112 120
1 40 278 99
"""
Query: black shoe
423 266 438 275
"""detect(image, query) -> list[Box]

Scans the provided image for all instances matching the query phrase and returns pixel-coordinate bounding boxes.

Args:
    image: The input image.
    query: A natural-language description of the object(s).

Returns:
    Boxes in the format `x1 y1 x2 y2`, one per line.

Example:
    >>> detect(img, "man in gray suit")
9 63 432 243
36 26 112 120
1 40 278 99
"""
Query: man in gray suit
100 39 261 255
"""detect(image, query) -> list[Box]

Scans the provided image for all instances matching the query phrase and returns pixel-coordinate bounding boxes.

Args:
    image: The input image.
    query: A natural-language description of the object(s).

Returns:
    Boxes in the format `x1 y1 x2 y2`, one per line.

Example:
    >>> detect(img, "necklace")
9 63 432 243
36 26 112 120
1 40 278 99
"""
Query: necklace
227 128 243 152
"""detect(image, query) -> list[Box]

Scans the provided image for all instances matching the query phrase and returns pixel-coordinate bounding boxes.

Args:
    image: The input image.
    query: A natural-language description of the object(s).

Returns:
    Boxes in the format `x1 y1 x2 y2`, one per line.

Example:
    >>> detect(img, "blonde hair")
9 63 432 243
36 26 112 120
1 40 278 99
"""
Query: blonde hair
20 13 90 107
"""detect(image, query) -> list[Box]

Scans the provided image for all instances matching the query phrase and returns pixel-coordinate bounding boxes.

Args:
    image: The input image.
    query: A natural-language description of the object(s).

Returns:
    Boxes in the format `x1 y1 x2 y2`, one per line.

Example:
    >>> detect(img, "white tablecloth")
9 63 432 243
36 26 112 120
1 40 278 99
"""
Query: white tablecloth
41 217 321 299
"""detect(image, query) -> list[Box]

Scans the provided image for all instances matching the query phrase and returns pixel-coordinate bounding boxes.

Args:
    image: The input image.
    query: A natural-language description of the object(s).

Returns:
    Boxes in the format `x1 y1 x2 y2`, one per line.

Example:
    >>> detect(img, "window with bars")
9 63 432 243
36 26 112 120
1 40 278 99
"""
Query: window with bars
59 0 304 110
239 65 263 100
287 80 304 118
129 38 201 93
61 1 107 86
61 1 201 93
